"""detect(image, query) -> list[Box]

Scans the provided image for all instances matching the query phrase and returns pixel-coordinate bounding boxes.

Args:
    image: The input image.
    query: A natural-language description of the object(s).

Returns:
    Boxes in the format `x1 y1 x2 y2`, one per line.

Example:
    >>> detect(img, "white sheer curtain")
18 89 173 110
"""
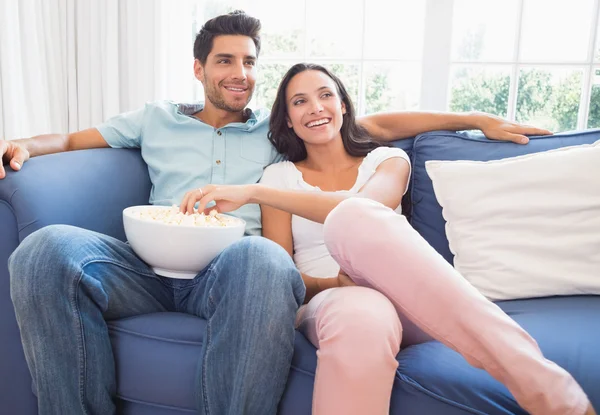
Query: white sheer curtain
0 0 197 140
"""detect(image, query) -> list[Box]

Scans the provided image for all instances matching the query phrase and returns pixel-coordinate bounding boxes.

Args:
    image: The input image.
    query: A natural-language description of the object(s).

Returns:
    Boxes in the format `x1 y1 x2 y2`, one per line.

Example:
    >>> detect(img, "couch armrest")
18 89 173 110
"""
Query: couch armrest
0 148 151 243
0 148 150 413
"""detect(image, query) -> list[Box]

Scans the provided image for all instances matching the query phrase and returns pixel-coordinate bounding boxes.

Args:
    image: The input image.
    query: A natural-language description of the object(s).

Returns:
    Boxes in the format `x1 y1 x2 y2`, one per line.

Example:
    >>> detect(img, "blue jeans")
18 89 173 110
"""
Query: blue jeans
9 225 305 415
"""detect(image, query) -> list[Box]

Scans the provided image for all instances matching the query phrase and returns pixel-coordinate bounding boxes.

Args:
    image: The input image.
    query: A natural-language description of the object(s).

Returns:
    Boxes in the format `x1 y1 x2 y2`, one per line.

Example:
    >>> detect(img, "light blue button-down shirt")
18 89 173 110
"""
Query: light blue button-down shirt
96 101 282 236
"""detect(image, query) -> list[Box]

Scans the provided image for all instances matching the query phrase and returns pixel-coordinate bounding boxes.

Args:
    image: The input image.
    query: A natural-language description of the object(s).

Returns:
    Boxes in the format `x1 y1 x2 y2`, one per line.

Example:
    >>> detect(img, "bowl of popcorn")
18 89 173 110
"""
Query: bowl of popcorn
123 205 246 279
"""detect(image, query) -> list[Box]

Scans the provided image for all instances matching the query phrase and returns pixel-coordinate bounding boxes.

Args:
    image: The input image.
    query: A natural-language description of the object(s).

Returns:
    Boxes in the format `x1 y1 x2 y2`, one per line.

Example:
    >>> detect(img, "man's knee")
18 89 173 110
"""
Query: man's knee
228 236 298 278
231 236 290 261
220 236 305 306
9 225 92 307
10 224 88 269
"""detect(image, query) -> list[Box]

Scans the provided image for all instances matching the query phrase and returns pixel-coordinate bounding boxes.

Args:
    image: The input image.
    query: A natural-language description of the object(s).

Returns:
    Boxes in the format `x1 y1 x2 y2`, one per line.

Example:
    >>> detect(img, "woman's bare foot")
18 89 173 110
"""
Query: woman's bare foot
585 403 597 415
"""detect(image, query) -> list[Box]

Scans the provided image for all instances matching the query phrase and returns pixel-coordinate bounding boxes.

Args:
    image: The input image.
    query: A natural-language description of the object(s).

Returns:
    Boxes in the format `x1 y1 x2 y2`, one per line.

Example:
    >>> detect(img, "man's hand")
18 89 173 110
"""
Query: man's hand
474 112 552 144
0 139 30 179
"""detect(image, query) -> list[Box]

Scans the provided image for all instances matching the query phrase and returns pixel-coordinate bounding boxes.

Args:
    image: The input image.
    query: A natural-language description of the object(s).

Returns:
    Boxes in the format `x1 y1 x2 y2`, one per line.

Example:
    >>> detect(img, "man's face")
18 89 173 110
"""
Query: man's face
195 35 257 112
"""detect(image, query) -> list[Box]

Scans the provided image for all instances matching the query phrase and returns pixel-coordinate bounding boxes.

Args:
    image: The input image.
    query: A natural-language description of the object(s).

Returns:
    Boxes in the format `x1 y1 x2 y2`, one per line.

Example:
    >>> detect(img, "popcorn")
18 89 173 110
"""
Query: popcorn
129 205 241 227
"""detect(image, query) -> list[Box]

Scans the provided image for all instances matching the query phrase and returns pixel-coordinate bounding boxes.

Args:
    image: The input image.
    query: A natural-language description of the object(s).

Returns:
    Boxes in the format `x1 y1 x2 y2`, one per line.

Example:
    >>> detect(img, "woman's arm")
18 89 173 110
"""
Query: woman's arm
260 203 294 257
301 272 350 303
183 156 410 224
357 111 552 144
252 156 409 223
260 203 349 303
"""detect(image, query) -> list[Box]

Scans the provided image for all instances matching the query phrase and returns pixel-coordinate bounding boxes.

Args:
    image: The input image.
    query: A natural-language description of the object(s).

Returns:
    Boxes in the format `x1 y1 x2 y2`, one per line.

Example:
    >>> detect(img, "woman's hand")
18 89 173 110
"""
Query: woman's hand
474 112 552 144
336 269 357 288
179 184 258 215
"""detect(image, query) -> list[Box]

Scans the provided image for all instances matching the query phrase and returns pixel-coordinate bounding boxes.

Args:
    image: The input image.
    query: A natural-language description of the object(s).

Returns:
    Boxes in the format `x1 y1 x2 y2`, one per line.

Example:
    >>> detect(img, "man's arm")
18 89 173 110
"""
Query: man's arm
0 128 109 179
357 111 553 144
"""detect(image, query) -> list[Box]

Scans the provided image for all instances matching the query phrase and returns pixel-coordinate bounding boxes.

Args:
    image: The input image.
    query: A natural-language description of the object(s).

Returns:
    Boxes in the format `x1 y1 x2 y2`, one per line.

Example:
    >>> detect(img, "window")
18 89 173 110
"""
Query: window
192 0 425 114
191 0 600 131
448 0 599 131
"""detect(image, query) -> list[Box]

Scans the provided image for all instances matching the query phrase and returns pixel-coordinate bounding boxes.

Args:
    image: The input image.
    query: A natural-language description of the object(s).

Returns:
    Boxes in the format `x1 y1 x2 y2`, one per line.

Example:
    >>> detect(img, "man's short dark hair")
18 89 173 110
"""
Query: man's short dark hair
193 10 261 64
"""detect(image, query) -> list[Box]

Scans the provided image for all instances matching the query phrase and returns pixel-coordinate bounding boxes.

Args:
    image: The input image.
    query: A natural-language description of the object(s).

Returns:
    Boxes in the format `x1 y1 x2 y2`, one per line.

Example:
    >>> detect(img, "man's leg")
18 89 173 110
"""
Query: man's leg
183 236 305 415
9 225 175 415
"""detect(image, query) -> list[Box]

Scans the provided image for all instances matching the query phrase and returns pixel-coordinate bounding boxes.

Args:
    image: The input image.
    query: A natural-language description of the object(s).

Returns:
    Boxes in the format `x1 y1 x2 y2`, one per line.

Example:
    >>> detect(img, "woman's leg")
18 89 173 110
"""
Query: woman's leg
297 286 402 415
323 198 591 415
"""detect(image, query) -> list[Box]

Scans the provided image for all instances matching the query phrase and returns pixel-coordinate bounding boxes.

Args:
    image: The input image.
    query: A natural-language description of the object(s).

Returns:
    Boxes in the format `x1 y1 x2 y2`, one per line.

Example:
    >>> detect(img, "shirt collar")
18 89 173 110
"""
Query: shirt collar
177 102 258 127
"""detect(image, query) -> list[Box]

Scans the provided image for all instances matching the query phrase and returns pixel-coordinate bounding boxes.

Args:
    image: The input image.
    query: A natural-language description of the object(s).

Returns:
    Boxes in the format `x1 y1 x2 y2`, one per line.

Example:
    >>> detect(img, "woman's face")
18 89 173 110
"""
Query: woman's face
285 70 347 146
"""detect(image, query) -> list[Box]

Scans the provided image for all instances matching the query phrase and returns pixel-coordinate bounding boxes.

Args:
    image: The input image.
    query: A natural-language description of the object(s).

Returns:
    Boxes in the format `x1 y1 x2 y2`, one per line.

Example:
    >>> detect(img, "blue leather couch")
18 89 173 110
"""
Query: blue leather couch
1 129 599 414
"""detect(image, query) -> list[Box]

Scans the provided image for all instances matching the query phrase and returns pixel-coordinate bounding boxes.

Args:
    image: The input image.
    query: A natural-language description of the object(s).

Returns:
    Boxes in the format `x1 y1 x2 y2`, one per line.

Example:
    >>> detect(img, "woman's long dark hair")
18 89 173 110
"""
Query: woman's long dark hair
268 63 381 162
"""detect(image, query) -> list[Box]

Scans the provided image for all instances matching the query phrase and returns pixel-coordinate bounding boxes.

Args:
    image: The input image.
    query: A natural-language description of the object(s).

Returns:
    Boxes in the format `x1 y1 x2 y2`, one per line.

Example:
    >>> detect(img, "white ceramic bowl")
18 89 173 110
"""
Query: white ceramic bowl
123 205 246 278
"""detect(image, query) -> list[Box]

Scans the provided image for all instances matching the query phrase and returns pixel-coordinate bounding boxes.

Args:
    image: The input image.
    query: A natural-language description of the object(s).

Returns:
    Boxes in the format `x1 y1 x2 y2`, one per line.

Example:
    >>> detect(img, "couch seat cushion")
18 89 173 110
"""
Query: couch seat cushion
107 312 317 415
108 313 204 414
394 295 600 414
108 295 599 415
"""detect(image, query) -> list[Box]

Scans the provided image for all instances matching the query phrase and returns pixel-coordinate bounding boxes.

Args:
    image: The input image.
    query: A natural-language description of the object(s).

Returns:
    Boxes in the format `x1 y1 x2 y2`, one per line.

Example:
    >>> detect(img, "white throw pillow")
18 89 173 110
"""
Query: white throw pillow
425 140 600 301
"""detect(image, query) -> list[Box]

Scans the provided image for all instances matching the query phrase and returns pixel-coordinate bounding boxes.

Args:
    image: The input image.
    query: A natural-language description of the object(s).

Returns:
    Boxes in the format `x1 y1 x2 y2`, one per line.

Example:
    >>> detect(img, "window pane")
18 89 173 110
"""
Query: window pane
253 63 360 112
516 68 583 132
364 63 420 114
306 0 363 58
193 1 305 59
451 0 519 62
253 63 290 110
589 68 600 129
193 0 251 21
245 0 305 58
520 0 594 62
328 63 360 105
448 66 511 118
364 0 425 60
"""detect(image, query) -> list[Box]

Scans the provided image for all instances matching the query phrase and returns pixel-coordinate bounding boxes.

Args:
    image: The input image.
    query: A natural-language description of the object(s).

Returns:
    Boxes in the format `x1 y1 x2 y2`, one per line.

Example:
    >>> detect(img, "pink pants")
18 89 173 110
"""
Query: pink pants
295 197 589 415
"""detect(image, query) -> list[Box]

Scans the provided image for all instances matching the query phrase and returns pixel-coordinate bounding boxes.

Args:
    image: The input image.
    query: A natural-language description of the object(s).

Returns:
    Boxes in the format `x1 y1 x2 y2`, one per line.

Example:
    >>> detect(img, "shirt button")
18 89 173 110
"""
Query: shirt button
216 160 221 165
217 130 222 136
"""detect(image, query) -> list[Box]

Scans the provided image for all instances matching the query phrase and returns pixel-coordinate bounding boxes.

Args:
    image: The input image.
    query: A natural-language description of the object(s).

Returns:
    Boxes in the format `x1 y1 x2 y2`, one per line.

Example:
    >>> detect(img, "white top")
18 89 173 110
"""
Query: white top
259 146 411 278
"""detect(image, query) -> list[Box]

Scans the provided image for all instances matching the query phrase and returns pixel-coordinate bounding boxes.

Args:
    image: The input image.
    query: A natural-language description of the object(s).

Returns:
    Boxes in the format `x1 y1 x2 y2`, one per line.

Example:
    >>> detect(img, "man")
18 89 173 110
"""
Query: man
1 10 554 415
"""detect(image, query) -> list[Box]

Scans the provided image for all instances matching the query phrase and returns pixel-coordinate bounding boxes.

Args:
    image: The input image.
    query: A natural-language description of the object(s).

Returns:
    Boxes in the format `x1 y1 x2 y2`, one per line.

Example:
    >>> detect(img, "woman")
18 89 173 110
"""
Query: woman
180 63 595 415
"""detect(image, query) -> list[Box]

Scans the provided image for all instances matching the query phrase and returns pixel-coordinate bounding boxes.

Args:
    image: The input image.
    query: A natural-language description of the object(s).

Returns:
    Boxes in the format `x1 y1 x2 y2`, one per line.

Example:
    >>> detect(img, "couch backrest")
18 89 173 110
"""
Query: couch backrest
390 136 414 157
407 129 600 264
0 148 152 244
